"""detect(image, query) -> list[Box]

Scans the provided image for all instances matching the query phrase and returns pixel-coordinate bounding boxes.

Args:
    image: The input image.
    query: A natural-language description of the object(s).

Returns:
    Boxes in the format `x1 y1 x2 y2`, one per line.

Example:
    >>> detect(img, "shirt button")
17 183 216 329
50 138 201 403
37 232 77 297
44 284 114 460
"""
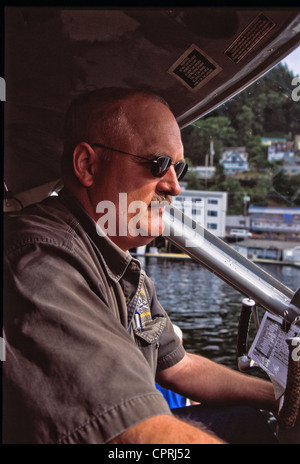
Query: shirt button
129 261 139 271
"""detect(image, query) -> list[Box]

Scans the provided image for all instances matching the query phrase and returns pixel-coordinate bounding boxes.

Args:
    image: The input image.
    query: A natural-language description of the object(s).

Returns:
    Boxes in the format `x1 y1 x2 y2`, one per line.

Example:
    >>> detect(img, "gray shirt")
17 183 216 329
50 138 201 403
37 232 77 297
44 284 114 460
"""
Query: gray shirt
3 188 185 444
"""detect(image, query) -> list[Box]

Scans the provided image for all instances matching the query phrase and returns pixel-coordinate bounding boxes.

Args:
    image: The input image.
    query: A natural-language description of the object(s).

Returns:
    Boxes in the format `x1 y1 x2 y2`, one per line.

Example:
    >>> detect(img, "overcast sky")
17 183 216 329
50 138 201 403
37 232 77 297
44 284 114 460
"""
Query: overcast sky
281 46 300 75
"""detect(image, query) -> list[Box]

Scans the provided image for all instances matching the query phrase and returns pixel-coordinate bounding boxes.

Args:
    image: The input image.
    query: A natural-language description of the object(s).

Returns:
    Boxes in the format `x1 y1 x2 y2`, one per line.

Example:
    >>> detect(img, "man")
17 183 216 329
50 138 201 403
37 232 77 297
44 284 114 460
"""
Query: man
3 88 278 444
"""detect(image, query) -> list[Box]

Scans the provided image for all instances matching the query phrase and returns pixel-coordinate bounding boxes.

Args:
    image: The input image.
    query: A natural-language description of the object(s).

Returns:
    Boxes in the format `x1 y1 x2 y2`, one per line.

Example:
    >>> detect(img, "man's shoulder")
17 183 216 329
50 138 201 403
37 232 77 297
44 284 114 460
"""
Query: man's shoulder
4 196 79 253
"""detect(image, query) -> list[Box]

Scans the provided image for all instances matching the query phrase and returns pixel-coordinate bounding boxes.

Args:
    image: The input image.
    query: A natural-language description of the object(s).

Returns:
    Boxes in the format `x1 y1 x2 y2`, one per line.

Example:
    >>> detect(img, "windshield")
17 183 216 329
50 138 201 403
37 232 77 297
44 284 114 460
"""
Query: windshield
181 46 300 217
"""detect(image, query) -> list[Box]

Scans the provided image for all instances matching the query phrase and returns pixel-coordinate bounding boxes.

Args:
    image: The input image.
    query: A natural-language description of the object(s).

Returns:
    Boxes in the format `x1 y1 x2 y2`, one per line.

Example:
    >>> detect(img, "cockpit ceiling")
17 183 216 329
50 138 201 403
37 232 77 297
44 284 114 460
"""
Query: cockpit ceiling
4 7 300 194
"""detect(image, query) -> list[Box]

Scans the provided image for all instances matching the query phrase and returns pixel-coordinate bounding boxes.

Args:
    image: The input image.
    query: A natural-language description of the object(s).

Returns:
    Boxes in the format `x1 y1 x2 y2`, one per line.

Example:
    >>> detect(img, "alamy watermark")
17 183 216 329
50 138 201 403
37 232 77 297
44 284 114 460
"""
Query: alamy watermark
291 76 300 102
95 193 204 247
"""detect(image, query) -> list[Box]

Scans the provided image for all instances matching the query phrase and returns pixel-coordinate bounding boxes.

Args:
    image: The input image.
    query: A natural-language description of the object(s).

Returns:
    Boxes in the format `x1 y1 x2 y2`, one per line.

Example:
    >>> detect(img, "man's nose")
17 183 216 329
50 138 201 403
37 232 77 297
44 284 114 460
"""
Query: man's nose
156 165 181 197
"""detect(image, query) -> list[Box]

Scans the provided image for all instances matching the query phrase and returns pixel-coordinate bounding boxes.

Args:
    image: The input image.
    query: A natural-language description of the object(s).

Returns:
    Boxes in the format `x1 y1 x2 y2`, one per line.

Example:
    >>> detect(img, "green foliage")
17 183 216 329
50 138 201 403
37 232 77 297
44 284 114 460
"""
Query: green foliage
185 170 204 190
215 63 299 138
210 175 245 215
249 176 273 206
181 116 237 165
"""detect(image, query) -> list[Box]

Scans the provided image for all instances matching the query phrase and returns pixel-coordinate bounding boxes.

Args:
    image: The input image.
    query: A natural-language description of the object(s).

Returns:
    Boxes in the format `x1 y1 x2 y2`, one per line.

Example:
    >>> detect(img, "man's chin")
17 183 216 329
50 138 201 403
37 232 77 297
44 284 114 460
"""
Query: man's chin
128 219 165 249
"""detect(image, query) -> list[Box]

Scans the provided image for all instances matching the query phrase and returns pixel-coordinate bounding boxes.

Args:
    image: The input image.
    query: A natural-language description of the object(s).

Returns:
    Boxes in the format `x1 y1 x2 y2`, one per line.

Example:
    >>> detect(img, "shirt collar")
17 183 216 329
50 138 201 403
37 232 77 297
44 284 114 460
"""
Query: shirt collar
58 188 140 282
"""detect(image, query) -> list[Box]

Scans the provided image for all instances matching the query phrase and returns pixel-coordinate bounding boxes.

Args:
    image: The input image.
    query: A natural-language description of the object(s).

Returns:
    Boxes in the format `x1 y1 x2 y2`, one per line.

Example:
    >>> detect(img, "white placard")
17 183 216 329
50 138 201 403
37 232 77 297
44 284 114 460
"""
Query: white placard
249 312 300 389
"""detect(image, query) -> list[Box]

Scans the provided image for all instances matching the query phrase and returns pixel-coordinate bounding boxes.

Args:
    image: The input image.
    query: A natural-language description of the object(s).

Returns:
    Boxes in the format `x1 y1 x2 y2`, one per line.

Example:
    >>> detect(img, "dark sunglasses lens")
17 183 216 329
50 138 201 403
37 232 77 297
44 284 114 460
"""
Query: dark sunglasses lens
151 157 172 177
175 162 188 180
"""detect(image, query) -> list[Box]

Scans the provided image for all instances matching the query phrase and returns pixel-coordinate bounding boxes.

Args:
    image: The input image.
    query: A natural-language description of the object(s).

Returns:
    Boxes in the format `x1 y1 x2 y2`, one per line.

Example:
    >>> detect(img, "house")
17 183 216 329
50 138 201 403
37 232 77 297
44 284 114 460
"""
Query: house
220 147 249 175
283 156 300 176
267 141 295 162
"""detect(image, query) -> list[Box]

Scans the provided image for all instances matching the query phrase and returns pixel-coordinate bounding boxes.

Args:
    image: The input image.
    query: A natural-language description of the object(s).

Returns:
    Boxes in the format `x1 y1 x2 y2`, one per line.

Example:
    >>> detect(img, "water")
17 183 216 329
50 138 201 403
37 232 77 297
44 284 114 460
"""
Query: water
141 258 300 371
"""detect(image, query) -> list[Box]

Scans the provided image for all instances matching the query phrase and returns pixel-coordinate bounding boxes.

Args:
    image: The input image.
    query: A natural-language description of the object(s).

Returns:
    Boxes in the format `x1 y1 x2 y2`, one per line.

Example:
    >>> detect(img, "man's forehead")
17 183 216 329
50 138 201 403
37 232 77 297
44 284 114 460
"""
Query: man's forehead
125 97 180 136
112 94 182 157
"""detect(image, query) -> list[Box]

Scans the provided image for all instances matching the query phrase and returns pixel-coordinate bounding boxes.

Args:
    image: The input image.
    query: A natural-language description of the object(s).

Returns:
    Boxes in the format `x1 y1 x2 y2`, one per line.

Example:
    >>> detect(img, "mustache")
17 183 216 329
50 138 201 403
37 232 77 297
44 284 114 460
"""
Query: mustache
151 193 172 205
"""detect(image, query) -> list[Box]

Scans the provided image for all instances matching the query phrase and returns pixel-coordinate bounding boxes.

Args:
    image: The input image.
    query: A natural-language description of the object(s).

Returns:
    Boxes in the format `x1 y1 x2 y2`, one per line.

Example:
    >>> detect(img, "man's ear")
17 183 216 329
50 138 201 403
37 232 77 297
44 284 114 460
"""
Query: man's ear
73 143 97 187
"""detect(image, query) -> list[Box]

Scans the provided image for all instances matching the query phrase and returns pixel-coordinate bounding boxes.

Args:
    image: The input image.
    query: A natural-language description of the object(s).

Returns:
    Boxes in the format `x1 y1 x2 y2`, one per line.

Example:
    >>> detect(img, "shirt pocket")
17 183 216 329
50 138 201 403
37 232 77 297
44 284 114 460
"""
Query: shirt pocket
134 316 166 373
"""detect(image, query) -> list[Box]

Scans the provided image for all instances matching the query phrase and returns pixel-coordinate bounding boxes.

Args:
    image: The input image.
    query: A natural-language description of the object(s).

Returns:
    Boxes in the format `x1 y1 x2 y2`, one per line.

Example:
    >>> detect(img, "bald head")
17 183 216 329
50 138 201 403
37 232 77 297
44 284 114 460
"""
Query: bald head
61 87 171 177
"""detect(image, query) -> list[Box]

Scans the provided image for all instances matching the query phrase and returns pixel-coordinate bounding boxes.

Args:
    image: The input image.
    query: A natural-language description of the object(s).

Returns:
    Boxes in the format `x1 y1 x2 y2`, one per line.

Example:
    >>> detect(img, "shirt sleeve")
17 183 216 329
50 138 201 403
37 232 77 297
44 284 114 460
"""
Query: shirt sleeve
3 240 172 444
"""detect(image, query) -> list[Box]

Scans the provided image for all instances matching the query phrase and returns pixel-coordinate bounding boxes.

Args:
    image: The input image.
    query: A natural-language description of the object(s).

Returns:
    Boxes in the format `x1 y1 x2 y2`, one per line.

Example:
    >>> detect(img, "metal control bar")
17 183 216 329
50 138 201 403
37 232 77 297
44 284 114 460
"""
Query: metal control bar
162 206 300 324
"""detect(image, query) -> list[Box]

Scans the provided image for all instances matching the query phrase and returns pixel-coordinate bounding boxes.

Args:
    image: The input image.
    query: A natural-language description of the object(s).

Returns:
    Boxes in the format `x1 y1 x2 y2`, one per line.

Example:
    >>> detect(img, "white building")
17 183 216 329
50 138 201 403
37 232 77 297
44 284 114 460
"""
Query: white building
173 188 228 237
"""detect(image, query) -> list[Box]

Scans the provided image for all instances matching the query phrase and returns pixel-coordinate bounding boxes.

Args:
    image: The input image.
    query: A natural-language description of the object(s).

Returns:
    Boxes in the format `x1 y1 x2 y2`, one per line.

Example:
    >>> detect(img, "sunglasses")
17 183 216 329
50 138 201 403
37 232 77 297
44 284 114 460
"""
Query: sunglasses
89 143 188 181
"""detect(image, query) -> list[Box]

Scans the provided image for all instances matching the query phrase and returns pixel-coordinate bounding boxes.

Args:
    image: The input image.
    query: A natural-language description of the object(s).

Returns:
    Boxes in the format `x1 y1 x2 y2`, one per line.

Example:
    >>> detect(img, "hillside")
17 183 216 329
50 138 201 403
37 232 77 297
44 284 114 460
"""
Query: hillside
181 63 300 214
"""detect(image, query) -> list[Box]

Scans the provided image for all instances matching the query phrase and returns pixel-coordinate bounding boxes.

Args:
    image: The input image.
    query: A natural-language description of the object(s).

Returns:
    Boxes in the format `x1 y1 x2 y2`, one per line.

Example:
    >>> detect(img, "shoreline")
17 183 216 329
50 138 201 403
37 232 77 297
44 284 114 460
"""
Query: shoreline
133 251 300 268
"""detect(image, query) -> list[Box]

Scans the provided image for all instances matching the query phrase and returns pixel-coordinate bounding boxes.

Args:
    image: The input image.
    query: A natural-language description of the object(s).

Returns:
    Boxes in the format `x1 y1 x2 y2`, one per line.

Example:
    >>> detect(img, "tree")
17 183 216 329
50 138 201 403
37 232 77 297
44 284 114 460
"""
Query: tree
211 175 244 215
213 63 299 138
185 171 204 190
290 175 300 206
181 116 237 165
249 176 273 206
212 163 226 185
271 169 296 205
235 105 255 146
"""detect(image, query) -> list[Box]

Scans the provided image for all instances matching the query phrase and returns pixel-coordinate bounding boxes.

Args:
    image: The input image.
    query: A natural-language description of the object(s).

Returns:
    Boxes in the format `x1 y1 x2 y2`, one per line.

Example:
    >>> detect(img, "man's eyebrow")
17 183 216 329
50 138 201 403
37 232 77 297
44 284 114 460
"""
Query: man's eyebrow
148 151 183 160
148 152 169 159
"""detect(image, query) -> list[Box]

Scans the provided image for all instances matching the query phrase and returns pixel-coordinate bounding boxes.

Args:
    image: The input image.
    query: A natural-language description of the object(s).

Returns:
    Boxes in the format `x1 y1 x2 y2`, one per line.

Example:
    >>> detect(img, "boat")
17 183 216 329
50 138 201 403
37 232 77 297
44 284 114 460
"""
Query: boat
2 6 300 444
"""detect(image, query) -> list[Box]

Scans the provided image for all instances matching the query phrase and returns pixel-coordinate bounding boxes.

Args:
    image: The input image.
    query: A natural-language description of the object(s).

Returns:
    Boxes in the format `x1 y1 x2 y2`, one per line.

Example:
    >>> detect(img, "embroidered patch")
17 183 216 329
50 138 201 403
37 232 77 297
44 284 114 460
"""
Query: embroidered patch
135 286 152 330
